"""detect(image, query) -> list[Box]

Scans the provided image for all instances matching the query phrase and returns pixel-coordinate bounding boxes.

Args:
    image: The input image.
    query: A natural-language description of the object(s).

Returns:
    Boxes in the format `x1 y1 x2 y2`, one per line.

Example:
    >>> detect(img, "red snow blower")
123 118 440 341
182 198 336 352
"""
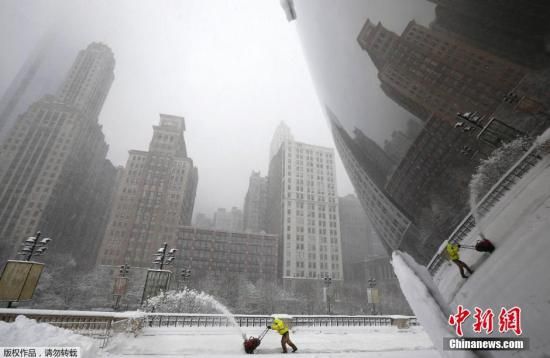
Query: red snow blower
243 327 270 354
460 235 495 253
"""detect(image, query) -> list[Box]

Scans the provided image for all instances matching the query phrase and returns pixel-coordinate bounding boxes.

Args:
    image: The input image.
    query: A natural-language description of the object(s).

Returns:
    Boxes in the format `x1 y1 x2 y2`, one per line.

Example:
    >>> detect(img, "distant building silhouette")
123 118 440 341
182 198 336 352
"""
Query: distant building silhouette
213 207 243 232
243 171 268 233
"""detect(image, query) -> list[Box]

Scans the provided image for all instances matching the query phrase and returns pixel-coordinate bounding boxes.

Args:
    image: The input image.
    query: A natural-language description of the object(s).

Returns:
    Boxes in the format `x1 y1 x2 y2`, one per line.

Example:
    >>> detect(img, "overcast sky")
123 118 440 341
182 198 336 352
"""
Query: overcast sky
0 0 362 217
0 1 437 219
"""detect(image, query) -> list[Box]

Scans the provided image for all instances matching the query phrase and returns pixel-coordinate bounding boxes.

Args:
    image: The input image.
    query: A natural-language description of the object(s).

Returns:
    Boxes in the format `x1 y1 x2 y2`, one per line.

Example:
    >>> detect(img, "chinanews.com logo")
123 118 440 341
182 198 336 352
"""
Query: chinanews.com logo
444 305 529 351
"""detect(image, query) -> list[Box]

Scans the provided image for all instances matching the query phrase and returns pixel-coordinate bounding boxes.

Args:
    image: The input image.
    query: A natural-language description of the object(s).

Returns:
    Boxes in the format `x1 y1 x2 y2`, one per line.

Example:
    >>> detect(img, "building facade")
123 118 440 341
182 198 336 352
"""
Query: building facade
176 226 278 282
357 19 528 125
98 114 198 267
243 171 268 233
267 122 343 284
0 43 117 267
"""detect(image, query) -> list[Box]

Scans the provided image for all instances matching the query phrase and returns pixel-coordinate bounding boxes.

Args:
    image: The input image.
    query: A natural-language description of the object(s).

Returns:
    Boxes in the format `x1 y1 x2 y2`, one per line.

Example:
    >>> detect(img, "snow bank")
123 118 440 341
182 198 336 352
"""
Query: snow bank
0 316 101 357
392 251 476 358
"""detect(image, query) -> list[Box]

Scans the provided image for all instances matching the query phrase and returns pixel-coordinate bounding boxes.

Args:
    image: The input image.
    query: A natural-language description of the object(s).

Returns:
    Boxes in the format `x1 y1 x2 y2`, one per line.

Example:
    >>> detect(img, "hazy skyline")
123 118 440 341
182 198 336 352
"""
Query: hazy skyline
0 0 362 217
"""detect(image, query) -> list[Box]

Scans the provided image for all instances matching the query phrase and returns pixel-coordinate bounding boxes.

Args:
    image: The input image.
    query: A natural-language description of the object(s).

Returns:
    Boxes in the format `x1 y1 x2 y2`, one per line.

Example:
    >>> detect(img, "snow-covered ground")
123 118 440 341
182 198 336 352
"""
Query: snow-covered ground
0 316 438 357
105 326 438 357
397 155 550 358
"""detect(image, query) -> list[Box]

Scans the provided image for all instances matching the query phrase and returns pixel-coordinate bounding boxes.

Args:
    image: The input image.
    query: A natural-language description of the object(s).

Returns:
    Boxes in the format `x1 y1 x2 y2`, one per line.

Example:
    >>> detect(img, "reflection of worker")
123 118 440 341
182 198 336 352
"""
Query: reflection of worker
446 242 474 279
268 317 298 353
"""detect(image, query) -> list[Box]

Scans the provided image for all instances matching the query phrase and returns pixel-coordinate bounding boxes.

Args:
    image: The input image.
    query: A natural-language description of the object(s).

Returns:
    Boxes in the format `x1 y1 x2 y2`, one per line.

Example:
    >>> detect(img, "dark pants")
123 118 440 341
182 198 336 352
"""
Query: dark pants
453 259 473 278
281 332 297 353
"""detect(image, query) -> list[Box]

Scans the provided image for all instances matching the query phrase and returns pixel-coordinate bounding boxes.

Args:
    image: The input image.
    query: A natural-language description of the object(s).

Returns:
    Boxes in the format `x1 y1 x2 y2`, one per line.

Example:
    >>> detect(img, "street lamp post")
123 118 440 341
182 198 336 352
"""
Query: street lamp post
455 111 525 149
178 268 191 291
152 242 177 270
113 263 130 311
368 278 377 315
323 277 332 315
17 231 52 261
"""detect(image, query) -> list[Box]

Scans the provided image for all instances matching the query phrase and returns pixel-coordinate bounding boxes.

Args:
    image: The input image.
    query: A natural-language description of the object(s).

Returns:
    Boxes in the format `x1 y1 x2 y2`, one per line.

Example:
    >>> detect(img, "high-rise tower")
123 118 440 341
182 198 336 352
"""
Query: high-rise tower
266 123 343 285
98 114 198 267
0 43 117 267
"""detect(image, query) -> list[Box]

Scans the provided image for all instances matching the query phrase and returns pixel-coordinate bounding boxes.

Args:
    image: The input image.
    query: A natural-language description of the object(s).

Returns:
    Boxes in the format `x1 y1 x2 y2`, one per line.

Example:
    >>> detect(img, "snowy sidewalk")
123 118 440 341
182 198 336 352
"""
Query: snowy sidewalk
104 326 439 357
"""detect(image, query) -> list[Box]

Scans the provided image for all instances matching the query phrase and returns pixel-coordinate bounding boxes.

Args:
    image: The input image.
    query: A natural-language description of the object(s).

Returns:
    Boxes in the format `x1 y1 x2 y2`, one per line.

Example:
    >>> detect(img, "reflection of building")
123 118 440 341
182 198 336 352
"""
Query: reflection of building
338 194 386 281
429 0 550 69
384 130 414 164
385 115 481 255
98 114 198 267
266 122 343 284
0 43 117 268
213 207 243 232
243 171 268 233
327 110 419 257
177 226 278 282
357 19 528 125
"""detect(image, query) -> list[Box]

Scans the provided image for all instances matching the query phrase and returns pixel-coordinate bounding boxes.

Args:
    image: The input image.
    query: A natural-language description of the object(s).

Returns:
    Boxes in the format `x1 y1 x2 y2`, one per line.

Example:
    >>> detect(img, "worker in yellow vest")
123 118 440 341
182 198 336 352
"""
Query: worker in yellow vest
446 242 474 278
268 317 298 353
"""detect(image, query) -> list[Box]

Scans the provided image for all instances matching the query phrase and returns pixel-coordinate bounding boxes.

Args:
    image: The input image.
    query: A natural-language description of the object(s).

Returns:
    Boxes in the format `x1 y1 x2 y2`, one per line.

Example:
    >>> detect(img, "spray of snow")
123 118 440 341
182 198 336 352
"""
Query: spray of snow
0 316 101 357
143 288 247 340
392 251 477 358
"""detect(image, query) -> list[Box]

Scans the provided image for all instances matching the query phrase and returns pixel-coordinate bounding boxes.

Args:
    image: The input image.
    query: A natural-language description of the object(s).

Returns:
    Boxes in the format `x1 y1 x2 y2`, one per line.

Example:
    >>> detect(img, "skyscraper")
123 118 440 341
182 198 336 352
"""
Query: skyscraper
0 34 76 143
243 171 268 233
98 114 198 267
0 43 117 267
266 122 343 285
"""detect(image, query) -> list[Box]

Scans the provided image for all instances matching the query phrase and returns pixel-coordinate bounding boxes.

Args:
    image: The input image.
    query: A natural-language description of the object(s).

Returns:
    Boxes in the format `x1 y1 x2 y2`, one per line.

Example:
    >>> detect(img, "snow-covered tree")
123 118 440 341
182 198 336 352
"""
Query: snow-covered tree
469 137 532 207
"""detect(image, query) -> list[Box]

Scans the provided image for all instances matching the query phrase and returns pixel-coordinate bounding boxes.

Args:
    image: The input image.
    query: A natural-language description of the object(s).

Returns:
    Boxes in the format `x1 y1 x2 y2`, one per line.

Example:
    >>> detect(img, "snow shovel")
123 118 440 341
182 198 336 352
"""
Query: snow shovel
243 327 270 354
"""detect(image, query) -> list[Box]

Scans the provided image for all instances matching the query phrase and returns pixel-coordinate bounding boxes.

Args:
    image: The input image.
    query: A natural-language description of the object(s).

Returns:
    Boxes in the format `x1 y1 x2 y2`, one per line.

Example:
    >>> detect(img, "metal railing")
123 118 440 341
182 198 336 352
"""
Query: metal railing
143 314 409 328
427 141 548 275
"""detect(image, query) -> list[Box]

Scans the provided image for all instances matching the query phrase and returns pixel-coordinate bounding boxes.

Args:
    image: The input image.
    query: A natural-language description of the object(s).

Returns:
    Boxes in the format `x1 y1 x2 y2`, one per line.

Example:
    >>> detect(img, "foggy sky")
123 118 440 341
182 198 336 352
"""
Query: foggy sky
0 1 430 218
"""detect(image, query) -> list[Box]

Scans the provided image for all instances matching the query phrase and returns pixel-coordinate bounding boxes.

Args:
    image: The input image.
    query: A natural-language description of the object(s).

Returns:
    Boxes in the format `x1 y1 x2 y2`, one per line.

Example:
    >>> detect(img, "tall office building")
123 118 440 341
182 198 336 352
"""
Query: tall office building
357 19 528 125
266 122 343 285
243 171 268 233
98 114 198 267
0 34 76 143
0 43 117 267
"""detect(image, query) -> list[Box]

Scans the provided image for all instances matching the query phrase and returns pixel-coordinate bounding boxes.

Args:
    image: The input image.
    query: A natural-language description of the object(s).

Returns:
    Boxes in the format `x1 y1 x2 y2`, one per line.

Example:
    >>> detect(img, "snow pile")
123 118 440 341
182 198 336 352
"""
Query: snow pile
392 251 476 358
0 316 101 357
